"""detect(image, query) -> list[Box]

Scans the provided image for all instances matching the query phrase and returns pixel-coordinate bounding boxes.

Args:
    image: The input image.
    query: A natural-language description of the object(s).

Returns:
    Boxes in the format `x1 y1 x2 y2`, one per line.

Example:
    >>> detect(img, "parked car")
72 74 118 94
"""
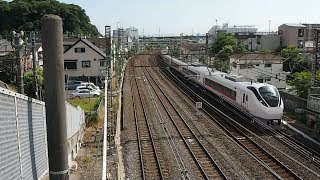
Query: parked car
65 81 82 90
71 89 100 98
79 82 101 92
76 85 101 95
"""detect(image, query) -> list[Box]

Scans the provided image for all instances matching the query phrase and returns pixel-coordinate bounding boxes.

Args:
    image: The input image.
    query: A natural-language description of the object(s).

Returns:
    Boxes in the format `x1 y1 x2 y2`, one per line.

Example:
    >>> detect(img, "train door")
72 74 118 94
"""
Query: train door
241 92 248 110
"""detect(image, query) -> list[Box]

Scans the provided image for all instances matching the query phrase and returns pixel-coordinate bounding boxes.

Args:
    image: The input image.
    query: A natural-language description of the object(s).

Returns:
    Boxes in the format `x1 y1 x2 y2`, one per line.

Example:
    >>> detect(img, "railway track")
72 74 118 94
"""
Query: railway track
155 56 304 179
140 59 227 179
129 59 169 180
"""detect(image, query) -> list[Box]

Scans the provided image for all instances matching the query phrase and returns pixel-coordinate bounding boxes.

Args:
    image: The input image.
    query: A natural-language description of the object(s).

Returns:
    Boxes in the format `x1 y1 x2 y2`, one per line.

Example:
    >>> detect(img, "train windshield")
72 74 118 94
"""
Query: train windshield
258 86 280 107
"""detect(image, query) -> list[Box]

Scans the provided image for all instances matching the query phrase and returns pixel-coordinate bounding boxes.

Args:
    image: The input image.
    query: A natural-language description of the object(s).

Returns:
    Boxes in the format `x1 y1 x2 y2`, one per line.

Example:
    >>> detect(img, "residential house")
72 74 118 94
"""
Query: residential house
63 37 110 53
278 23 306 51
243 34 280 52
181 43 207 64
22 43 43 71
230 53 286 89
63 38 107 86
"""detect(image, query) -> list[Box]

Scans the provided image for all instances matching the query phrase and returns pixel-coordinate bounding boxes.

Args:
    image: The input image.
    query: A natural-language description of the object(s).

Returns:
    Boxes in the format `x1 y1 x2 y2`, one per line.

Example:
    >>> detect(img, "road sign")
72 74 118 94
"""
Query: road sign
196 102 202 109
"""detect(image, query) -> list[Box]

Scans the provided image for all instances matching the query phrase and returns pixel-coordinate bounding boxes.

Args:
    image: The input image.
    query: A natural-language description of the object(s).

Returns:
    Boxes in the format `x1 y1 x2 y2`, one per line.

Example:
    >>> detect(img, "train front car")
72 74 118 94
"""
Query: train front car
246 83 284 125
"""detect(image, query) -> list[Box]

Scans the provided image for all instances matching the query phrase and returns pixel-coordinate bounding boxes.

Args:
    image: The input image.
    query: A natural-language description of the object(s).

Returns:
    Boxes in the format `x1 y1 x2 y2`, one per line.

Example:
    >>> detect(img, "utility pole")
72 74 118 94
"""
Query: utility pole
118 27 121 74
180 33 183 58
12 31 25 94
42 14 68 180
311 29 320 86
31 31 39 99
102 25 112 180
268 19 271 34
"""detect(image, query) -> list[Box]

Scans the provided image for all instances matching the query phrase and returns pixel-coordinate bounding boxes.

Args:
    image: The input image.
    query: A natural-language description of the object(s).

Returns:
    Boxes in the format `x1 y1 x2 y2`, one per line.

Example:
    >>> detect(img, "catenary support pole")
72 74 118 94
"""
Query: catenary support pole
31 31 39 99
42 14 69 180
102 77 108 180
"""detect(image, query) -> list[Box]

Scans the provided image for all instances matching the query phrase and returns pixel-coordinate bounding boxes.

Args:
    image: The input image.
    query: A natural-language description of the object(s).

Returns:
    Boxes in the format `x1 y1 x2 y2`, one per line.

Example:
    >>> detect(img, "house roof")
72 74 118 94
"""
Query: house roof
64 38 106 58
230 53 283 61
182 43 207 51
0 39 14 52
282 23 306 28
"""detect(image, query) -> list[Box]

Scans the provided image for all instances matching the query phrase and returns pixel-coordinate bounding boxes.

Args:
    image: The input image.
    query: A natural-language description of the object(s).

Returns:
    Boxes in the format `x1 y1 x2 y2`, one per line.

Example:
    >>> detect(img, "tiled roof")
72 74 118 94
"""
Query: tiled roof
230 53 283 61
64 38 106 58
81 39 106 57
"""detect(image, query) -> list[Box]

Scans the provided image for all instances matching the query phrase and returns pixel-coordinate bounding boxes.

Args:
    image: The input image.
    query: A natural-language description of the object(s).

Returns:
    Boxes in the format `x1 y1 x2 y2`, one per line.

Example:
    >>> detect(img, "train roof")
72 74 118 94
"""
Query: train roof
171 57 188 65
206 72 277 90
164 55 279 90
187 65 215 75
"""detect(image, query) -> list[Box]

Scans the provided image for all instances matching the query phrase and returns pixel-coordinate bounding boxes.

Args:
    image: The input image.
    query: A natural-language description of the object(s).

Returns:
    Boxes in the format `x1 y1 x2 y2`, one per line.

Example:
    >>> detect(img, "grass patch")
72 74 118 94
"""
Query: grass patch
82 156 92 167
68 97 100 113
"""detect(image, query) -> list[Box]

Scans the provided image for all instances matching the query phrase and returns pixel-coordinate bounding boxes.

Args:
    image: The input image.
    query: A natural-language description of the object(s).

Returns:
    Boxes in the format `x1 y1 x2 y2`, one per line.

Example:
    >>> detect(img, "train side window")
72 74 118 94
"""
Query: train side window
246 95 248 101
243 94 245 103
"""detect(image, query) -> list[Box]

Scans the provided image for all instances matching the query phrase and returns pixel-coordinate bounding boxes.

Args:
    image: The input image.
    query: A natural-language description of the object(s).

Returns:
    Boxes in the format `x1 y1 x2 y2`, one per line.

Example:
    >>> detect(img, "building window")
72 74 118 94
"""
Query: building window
265 63 271 68
64 60 77 69
75 48 85 53
100 60 107 67
247 64 254 69
298 29 304 37
240 64 247 69
298 40 304 48
82 61 91 67
278 30 283 35
257 78 263 83
232 62 237 68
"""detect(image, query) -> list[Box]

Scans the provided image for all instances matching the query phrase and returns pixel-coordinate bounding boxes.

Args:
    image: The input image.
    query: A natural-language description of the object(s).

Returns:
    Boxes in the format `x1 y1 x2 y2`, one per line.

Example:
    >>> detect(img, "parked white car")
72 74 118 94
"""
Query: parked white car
80 82 101 91
71 89 100 98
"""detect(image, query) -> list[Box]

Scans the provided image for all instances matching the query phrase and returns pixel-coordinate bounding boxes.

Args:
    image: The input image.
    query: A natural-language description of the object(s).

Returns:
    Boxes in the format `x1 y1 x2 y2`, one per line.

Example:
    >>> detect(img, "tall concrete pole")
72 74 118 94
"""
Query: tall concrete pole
12 31 25 94
41 14 68 180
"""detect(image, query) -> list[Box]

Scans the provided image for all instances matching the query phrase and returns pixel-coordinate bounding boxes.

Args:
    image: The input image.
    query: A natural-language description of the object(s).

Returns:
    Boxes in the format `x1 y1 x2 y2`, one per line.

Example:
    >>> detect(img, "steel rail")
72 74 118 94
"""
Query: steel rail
142 62 227 180
155 56 303 179
130 59 164 180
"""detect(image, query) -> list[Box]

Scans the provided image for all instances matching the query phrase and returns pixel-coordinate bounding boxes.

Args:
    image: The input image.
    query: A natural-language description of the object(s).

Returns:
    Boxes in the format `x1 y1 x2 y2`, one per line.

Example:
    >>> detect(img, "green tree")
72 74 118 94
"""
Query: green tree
172 46 181 58
209 33 246 72
288 70 320 98
0 0 100 37
280 45 308 73
0 52 15 84
210 33 237 55
216 45 233 61
24 67 44 99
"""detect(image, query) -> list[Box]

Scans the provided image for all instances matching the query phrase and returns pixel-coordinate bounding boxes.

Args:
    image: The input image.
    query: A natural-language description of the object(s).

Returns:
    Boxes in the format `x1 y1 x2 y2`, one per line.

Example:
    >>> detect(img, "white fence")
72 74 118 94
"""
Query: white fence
0 87 85 179
66 101 85 139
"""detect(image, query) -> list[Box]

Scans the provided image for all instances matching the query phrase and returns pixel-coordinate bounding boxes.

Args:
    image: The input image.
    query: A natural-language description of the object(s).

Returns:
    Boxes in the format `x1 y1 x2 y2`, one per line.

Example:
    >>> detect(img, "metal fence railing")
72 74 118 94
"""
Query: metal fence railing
279 91 308 112
0 87 85 179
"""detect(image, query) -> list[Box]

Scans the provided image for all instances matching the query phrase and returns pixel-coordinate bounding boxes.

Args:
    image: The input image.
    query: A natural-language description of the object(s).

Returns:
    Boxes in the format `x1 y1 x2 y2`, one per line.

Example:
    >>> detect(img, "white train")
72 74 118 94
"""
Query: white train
161 54 284 125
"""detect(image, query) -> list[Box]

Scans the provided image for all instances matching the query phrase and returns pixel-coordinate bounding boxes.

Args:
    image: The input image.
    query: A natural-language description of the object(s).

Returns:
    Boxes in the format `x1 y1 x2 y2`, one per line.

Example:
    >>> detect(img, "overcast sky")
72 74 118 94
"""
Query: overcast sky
57 0 320 36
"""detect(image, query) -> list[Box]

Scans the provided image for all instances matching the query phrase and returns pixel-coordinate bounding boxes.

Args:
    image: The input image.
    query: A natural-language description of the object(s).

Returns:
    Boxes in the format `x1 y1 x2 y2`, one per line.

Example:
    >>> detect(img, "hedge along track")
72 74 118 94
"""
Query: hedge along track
138 59 227 179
